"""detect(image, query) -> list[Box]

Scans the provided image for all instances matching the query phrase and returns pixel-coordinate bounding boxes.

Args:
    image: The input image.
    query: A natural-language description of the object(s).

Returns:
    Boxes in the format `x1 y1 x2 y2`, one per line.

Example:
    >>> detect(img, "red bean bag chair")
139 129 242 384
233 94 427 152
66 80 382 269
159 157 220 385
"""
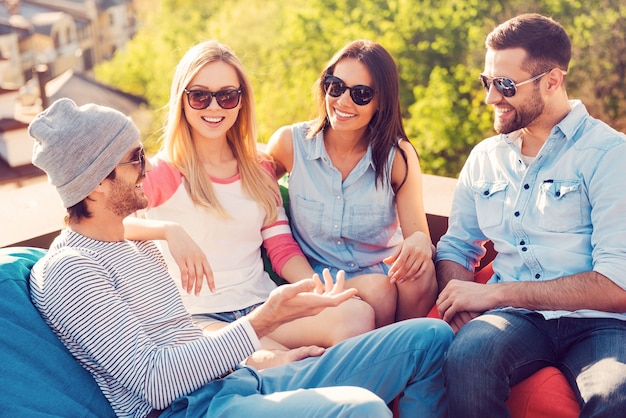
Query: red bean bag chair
428 264 580 417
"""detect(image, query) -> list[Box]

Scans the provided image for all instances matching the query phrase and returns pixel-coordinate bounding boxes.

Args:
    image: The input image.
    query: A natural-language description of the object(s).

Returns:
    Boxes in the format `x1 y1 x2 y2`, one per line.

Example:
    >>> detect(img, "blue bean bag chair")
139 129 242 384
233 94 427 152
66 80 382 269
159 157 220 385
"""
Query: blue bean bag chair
0 246 115 417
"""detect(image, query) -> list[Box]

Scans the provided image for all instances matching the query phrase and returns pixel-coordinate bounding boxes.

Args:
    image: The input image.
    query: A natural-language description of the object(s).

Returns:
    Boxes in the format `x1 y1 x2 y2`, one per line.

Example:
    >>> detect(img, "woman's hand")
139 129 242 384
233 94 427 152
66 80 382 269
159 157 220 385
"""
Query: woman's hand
383 231 434 284
164 223 215 295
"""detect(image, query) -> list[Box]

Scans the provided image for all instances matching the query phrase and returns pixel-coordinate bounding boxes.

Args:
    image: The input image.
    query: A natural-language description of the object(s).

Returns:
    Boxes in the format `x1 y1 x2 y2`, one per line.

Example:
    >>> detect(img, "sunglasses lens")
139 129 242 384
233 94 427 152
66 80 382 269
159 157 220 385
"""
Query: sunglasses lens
351 86 375 106
480 75 490 91
479 75 517 98
187 91 211 109
215 89 241 109
494 78 516 97
324 76 346 98
139 149 145 176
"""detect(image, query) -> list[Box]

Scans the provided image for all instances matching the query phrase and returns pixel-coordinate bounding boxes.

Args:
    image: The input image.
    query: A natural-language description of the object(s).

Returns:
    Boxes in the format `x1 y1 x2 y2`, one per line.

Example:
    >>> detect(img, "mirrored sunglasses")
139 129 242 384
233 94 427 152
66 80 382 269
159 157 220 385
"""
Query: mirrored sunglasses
323 74 376 106
184 88 242 110
479 71 551 98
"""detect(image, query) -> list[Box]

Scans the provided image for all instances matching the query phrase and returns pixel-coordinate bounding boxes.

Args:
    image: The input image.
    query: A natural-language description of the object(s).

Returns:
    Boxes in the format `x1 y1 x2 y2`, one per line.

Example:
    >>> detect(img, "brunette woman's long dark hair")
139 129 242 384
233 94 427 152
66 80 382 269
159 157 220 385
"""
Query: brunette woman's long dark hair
308 39 414 190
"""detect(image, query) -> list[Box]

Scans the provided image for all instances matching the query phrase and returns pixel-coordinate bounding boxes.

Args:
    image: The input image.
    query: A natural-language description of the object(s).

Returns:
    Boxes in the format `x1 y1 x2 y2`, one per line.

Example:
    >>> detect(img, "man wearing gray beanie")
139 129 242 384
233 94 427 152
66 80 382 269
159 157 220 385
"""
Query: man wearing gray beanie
26 97 453 417
30 98 140 208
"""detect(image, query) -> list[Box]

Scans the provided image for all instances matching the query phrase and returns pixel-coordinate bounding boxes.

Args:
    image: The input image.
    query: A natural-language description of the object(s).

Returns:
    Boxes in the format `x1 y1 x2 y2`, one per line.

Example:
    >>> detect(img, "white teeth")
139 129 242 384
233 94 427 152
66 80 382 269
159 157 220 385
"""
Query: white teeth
202 116 223 123
335 108 355 118
495 107 512 115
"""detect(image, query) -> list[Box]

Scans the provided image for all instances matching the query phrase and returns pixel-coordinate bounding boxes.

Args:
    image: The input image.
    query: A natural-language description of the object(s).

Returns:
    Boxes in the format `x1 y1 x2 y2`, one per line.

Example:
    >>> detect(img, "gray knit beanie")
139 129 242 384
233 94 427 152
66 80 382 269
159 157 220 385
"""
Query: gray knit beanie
29 98 140 208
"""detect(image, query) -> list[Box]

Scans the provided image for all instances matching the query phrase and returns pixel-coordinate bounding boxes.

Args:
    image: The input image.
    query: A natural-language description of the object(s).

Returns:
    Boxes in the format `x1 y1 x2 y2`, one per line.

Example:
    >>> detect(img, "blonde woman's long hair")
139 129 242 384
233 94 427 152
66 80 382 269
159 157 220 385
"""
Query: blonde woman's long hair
163 40 280 223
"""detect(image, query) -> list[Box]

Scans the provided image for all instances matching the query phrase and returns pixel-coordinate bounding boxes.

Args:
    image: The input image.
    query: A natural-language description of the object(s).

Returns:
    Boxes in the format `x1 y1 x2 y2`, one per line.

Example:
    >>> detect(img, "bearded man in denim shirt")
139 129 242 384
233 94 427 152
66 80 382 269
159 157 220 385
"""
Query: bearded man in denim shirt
435 13 626 417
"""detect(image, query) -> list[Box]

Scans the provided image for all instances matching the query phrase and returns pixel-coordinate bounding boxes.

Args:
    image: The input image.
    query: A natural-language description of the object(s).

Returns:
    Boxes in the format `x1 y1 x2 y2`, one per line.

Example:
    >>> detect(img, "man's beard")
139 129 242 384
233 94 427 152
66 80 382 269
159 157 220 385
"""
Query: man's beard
495 91 545 134
107 176 148 217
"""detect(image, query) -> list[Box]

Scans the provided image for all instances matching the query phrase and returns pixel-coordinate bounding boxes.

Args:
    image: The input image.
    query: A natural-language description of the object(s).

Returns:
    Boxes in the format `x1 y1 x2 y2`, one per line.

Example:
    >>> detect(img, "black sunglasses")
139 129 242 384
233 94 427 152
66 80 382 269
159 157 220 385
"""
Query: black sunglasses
479 71 551 98
323 74 376 106
183 88 242 110
117 146 145 177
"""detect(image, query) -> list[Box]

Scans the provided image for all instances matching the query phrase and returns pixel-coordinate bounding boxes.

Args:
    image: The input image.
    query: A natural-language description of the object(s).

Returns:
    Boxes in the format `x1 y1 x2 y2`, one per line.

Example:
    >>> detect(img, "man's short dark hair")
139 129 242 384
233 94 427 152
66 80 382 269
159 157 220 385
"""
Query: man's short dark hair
486 13 571 75
65 169 117 225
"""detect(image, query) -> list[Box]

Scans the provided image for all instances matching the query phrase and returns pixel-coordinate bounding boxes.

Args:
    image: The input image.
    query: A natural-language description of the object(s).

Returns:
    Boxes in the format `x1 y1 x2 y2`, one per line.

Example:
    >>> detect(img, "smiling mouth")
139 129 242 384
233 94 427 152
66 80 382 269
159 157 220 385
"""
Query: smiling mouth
334 108 355 118
494 106 513 116
202 116 225 123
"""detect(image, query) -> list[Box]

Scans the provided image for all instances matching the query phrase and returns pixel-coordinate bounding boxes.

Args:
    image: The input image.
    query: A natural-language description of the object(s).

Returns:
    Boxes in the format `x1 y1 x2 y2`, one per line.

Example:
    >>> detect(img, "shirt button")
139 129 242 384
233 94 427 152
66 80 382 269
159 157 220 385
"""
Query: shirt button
336 240 342 245
519 240 525 245
522 247 527 252
555 191 561 197
334 224 338 229
483 190 490 196
337 195 342 200
535 274 541 279
514 211 520 217
524 184 530 190
349 263 355 268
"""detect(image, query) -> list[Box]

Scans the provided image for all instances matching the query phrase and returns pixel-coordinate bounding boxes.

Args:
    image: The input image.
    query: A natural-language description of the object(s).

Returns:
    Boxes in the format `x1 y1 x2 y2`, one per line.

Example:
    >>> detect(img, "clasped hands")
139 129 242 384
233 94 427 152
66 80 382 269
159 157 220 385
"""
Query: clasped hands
437 279 496 333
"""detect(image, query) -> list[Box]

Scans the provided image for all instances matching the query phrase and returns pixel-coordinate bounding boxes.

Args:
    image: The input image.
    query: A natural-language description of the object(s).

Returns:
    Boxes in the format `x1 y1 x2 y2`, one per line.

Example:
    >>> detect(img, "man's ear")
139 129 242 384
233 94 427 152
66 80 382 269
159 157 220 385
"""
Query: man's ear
93 180 108 193
89 179 109 199
546 68 566 92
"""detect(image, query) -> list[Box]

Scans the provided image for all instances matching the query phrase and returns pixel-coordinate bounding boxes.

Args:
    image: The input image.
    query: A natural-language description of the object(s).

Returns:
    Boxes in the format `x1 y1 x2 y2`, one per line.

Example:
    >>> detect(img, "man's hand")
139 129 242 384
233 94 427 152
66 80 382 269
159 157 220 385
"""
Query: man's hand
437 279 497 325
248 269 358 338
245 346 326 370
445 311 482 333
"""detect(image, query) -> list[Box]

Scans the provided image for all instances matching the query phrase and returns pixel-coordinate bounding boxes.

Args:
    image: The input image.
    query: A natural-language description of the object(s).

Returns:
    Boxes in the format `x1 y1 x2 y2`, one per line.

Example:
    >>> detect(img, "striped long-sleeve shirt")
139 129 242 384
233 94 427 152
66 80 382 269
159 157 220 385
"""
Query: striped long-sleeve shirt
30 230 261 418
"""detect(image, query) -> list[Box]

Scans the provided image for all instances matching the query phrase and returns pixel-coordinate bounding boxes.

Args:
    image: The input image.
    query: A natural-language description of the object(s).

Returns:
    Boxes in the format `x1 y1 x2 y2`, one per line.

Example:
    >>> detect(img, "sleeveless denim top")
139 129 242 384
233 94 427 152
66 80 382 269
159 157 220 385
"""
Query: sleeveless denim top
288 121 403 279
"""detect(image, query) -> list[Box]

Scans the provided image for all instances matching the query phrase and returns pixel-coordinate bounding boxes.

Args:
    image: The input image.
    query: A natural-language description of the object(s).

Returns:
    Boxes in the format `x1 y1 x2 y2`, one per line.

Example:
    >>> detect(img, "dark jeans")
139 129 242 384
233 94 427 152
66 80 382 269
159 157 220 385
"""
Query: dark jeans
444 310 626 418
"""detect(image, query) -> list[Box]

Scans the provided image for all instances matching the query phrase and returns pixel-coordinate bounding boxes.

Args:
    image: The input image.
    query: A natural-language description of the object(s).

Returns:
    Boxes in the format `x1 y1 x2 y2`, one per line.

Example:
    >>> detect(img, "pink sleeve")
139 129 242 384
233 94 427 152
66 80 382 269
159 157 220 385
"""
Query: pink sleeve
142 156 183 209
262 208 305 277
258 158 304 275
259 159 277 180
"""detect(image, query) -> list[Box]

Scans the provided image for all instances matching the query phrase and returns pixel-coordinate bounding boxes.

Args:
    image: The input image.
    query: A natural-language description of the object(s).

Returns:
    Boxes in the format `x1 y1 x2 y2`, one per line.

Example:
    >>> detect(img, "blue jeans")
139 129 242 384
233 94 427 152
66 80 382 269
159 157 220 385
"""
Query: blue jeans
192 302 263 326
311 260 390 280
163 318 453 418
444 310 626 418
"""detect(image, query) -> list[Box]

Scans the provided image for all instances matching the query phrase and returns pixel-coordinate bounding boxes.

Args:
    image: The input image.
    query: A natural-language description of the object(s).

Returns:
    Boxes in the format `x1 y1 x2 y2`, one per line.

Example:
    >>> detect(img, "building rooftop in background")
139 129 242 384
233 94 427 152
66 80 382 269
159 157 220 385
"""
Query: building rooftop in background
0 0 145 187
0 68 149 188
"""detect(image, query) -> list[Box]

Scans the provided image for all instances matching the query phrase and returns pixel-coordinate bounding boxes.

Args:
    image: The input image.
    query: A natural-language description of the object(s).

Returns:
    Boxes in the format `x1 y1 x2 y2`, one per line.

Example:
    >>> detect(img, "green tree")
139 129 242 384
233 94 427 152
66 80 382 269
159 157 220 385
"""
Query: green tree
565 1 626 131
